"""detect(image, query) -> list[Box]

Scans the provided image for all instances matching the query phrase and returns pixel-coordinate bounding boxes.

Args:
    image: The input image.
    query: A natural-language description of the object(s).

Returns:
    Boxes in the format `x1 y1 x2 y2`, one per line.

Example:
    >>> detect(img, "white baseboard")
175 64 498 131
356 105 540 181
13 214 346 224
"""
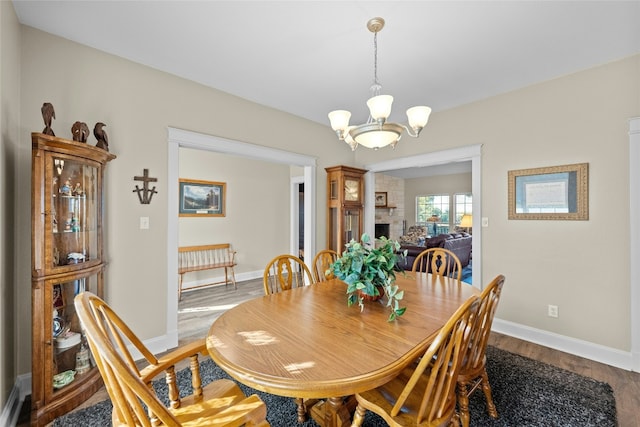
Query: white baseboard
0 373 31 427
492 318 634 371
180 270 262 292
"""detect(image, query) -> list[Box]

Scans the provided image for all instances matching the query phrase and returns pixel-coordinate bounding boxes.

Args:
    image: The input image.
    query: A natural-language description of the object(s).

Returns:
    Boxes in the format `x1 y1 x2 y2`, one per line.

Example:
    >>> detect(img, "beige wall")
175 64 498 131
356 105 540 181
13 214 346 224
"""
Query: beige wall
16 26 353 376
179 147 292 277
1 0 21 406
357 55 640 351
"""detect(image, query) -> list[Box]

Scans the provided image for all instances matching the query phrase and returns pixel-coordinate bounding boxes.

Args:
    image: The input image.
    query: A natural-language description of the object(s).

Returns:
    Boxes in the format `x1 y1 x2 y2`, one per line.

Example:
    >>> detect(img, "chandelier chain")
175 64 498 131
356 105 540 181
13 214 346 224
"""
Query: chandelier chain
371 30 382 97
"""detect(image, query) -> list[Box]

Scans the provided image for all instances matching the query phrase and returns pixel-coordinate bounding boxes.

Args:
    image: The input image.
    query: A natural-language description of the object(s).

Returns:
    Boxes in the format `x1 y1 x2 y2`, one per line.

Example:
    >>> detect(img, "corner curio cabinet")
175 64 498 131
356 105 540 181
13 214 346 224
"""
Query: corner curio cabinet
325 165 368 253
31 132 115 426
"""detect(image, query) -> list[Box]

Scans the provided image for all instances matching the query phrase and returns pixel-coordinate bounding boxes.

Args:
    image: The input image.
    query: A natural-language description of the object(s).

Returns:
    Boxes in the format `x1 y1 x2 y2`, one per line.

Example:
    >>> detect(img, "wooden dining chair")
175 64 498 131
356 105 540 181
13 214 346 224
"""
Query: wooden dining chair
411 247 462 281
74 292 270 427
351 295 481 427
456 274 505 427
263 254 314 295
262 254 316 421
311 249 339 282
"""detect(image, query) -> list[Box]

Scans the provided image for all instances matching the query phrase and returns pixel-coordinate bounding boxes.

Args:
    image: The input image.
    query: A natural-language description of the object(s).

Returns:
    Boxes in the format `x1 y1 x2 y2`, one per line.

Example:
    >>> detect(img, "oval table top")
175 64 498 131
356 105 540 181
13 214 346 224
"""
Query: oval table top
206 273 478 399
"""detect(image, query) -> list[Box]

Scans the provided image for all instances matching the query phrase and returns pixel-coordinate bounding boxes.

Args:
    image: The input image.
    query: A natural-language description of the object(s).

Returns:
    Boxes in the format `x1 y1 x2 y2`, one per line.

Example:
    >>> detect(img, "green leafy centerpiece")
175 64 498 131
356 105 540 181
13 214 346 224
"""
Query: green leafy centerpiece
329 233 407 321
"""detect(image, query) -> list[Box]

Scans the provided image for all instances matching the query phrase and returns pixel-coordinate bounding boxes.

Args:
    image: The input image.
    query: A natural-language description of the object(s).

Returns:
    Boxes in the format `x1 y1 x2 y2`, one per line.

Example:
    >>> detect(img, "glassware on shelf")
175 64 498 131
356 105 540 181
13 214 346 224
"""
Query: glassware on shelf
74 344 91 375
52 370 76 389
59 179 72 196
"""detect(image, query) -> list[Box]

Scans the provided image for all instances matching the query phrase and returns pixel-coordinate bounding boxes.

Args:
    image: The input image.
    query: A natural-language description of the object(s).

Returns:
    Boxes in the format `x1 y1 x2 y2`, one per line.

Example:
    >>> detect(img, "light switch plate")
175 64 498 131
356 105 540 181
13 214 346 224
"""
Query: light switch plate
481 217 489 227
140 216 149 229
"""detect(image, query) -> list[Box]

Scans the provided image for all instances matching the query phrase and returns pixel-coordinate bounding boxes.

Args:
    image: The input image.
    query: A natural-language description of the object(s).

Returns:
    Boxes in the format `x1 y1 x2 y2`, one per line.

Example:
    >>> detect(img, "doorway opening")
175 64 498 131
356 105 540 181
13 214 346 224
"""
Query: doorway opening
298 183 304 259
290 177 305 260
364 144 482 288
167 128 317 348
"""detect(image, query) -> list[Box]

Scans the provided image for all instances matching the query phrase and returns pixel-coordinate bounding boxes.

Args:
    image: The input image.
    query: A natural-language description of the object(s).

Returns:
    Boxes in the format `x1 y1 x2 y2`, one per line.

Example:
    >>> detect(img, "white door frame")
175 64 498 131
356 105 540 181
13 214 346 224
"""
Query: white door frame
629 116 640 371
166 128 316 346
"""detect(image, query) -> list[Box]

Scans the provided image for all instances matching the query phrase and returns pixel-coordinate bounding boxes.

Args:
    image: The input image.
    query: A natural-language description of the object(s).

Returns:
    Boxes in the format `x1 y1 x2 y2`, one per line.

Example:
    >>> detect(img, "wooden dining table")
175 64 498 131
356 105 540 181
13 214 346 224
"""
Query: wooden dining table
206 273 479 427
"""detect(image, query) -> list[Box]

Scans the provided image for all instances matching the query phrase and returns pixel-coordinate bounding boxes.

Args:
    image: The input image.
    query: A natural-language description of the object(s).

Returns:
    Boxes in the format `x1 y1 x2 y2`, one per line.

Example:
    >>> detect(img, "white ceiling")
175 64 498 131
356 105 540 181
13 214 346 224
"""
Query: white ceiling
13 1 639 127
12 1 639 177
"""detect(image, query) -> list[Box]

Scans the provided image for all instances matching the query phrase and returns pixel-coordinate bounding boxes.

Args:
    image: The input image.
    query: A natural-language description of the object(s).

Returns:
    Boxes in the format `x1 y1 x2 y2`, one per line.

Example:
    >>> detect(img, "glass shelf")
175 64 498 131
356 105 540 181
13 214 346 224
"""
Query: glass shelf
48 156 98 269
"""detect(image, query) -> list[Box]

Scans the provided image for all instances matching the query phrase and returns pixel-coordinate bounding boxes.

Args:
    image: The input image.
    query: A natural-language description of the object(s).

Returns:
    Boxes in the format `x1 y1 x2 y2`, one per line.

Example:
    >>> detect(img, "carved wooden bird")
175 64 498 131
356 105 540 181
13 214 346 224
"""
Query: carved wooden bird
41 102 56 136
71 121 90 143
93 122 109 151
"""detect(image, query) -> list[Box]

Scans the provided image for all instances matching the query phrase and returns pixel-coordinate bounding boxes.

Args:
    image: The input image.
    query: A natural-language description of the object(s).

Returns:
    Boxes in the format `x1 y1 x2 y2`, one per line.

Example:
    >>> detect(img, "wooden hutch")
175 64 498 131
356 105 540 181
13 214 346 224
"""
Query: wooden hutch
30 132 115 426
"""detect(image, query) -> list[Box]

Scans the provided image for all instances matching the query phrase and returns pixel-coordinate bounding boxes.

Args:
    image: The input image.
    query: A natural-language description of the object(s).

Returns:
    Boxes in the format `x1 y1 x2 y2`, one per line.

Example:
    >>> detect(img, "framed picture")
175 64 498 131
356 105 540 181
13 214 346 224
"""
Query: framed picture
508 163 588 220
375 192 388 207
179 179 226 217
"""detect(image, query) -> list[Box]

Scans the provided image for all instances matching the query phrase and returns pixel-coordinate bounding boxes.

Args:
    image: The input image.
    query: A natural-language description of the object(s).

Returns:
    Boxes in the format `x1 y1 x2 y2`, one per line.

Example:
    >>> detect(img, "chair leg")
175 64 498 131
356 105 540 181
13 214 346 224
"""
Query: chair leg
457 381 471 427
230 266 237 289
295 397 306 423
480 370 498 418
351 404 366 427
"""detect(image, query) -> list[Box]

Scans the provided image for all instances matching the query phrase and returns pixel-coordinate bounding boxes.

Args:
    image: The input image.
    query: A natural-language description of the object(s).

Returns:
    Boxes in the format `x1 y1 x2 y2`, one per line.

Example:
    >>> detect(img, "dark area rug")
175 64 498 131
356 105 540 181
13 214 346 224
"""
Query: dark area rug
53 346 616 427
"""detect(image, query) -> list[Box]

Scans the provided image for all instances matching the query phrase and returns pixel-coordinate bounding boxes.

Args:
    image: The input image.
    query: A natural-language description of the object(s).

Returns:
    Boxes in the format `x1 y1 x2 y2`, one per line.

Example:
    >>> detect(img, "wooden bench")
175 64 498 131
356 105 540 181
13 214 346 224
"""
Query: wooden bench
178 244 237 300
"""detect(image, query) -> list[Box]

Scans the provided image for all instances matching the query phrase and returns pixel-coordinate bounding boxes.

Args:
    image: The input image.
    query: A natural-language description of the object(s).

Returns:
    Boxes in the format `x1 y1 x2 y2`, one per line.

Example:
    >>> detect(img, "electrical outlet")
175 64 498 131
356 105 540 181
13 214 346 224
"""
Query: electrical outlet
547 304 559 318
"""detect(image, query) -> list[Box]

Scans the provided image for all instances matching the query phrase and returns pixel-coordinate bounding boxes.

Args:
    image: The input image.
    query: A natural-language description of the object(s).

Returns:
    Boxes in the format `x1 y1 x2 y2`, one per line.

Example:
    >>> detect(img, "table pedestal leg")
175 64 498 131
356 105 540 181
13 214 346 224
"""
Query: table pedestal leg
309 396 357 427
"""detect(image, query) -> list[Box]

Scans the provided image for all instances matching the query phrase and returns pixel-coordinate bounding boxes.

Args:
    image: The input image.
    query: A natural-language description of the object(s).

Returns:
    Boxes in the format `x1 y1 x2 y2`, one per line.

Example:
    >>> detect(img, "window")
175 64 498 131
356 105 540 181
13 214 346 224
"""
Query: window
416 193 472 235
416 194 449 235
454 193 472 225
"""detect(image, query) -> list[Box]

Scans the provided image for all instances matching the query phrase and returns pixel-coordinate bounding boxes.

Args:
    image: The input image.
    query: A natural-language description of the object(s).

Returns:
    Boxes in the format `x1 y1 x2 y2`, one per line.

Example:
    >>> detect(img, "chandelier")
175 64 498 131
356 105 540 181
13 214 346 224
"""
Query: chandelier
328 17 432 151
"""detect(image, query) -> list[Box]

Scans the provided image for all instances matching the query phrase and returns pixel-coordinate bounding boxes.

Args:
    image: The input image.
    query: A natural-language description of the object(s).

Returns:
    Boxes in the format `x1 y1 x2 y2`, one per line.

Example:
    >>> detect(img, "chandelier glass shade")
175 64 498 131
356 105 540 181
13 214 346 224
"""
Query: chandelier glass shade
328 17 432 150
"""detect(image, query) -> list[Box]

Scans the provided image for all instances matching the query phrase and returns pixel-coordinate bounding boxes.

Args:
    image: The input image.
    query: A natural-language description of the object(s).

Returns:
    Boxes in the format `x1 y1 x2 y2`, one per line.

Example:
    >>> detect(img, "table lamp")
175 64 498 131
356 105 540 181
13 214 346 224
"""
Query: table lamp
459 214 473 233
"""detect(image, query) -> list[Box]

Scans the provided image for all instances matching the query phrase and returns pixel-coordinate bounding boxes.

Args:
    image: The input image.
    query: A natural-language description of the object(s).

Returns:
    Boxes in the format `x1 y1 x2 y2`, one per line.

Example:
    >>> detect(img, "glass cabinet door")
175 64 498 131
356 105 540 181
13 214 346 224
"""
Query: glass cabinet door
343 208 361 245
44 267 102 397
47 153 101 271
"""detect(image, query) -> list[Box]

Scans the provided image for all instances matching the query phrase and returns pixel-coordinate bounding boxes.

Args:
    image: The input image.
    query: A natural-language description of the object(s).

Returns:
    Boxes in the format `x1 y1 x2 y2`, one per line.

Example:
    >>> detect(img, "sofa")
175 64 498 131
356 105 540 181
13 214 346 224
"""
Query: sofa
397 232 472 271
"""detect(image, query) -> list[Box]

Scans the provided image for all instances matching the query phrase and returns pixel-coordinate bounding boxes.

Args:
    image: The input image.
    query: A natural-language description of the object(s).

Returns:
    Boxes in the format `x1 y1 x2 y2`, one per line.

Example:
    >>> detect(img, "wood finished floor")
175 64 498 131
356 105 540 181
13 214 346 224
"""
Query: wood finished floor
27 278 640 427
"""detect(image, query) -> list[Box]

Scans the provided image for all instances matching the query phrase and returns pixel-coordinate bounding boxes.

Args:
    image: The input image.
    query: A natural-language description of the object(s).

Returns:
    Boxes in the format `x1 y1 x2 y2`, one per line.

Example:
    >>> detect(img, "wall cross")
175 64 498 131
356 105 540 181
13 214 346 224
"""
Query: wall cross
133 169 158 204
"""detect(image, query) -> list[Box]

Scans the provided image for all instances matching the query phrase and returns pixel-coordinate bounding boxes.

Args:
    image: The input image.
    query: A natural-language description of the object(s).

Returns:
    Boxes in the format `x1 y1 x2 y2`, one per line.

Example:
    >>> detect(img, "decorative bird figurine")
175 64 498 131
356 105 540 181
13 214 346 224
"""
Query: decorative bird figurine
41 102 56 136
93 122 109 151
71 121 90 143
